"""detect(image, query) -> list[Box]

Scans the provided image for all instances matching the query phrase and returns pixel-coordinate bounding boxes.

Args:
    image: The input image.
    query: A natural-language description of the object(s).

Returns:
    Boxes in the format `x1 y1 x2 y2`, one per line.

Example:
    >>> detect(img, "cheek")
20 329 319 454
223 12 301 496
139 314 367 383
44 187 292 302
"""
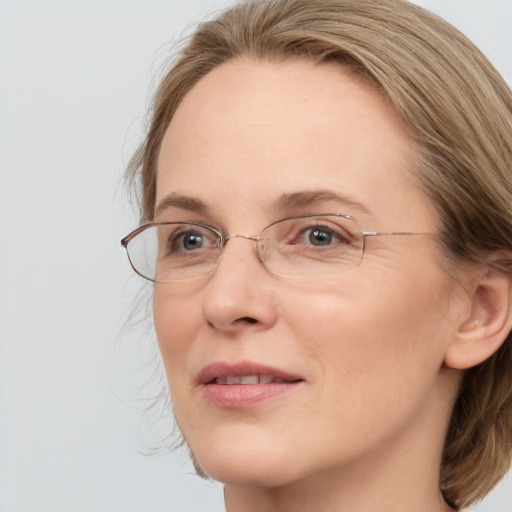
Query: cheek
285 265 453 392
277 273 454 458
153 286 200 382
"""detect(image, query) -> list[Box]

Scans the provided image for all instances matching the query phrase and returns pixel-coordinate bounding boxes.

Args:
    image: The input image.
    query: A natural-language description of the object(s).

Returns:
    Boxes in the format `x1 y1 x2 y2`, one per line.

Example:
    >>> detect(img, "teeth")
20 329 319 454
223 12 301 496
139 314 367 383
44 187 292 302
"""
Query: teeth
240 375 259 384
213 375 286 384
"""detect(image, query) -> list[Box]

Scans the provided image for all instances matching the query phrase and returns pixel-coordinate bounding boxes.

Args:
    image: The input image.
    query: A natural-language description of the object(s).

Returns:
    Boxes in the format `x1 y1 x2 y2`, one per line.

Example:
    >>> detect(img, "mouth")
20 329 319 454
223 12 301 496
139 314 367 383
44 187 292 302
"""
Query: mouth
212 375 298 385
197 362 304 408
197 361 303 385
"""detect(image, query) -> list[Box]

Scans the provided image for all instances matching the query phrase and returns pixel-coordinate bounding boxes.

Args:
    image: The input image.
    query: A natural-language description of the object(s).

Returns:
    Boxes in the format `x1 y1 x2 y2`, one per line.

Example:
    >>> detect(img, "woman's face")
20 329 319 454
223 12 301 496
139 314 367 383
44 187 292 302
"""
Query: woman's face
153 59 464 488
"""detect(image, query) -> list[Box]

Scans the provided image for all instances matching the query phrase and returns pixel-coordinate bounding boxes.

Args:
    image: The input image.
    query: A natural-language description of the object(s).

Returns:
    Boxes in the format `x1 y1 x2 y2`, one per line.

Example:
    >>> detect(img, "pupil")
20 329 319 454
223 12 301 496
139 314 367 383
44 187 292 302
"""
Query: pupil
183 234 203 250
310 229 331 245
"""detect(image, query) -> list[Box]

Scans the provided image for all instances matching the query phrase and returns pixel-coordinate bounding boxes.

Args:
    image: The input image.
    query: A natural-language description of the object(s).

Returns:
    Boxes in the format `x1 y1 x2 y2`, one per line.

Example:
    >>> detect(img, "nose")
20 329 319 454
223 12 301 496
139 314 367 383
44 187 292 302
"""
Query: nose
201 235 278 334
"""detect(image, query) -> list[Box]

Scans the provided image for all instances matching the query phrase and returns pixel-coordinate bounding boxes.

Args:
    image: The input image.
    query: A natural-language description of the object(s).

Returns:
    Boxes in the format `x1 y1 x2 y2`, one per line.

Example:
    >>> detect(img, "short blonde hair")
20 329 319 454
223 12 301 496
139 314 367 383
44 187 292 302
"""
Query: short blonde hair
126 0 512 507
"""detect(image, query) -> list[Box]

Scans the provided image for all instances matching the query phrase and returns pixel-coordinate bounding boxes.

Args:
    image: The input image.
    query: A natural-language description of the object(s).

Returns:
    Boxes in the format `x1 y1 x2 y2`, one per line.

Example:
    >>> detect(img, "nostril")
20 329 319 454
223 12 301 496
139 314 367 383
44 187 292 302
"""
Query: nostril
237 317 258 324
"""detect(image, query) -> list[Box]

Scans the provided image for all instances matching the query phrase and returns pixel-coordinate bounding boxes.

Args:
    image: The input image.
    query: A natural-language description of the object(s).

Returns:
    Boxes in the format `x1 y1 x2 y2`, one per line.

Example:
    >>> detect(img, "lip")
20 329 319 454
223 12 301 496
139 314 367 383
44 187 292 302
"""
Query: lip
197 361 305 409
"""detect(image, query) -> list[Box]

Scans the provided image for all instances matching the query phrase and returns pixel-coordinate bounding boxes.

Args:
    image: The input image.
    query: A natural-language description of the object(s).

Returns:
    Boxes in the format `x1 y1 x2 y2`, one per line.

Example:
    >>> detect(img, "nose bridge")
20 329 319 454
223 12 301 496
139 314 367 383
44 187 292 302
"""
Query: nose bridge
221 233 267 266
221 233 270 267
220 233 262 264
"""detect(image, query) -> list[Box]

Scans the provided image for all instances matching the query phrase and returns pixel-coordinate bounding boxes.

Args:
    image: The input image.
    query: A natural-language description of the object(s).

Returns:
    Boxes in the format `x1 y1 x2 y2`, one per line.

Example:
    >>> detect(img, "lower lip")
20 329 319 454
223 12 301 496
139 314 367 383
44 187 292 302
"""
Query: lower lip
201 382 302 409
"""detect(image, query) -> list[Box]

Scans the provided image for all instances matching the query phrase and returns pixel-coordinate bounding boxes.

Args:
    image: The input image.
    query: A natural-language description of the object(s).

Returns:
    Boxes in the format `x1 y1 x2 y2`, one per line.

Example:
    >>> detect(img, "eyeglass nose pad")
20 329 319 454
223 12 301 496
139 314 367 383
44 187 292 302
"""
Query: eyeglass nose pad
257 241 270 263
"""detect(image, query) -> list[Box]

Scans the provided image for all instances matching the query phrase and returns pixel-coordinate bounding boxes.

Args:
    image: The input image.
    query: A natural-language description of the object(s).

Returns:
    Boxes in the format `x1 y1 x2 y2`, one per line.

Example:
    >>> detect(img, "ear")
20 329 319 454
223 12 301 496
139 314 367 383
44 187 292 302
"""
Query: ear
444 263 512 370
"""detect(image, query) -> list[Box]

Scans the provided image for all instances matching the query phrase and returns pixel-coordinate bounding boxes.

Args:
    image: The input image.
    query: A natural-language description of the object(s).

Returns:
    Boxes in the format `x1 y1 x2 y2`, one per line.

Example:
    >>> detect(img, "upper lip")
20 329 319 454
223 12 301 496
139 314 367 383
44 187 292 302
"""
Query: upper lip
196 361 304 385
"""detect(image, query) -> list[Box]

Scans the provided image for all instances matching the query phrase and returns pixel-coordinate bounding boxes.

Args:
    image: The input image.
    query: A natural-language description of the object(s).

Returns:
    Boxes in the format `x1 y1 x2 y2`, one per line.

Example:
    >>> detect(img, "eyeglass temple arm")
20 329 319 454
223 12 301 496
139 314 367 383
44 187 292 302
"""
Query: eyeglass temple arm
362 231 432 237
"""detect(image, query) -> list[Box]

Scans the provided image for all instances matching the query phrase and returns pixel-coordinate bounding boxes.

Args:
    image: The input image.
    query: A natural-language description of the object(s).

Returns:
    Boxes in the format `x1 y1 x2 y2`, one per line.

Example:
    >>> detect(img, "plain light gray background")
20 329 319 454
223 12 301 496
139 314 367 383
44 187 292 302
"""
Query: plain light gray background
1 1 511 511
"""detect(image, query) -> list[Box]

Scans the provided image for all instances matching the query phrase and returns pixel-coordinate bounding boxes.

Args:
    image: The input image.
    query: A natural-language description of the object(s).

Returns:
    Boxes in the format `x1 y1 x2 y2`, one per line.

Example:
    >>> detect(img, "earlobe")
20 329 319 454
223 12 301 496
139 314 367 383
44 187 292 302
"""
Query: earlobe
445 263 512 370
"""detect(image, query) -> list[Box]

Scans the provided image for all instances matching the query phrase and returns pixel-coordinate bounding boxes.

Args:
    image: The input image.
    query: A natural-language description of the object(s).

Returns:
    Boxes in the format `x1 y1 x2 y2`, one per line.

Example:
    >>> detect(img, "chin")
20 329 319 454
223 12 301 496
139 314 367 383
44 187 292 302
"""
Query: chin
187 434 305 487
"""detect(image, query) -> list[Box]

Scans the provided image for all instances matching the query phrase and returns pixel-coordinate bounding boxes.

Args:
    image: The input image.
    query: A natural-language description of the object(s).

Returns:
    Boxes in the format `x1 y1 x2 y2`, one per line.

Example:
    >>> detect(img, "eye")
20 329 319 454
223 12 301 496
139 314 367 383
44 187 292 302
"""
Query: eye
299 224 351 247
260 215 362 260
178 231 207 251
305 227 337 246
163 225 219 255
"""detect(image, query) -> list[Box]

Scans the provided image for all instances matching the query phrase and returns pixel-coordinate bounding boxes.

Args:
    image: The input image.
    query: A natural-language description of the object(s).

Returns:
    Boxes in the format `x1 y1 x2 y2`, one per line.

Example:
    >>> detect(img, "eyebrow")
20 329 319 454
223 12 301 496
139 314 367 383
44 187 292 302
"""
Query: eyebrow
154 188 372 220
273 189 372 216
154 193 210 218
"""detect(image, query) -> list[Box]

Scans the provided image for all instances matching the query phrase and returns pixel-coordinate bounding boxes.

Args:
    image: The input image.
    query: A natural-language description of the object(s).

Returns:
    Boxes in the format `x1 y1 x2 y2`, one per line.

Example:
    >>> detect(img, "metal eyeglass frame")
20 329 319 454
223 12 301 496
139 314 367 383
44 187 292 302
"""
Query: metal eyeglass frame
120 213 433 283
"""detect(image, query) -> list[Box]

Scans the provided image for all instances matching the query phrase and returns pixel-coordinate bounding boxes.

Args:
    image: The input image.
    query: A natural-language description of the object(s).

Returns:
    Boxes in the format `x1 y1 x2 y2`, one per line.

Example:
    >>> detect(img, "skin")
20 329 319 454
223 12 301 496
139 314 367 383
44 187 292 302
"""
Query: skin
152 58 471 511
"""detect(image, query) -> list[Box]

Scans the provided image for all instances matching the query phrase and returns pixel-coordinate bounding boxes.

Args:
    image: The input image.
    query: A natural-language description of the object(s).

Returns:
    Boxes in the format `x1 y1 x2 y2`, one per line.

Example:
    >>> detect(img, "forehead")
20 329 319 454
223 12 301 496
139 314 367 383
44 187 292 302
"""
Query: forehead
156 58 435 230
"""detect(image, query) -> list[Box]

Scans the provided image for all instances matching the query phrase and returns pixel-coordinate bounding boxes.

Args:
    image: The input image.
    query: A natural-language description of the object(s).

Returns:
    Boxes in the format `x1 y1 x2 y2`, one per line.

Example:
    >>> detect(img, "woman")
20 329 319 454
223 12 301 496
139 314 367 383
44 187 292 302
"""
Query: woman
121 0 512 510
